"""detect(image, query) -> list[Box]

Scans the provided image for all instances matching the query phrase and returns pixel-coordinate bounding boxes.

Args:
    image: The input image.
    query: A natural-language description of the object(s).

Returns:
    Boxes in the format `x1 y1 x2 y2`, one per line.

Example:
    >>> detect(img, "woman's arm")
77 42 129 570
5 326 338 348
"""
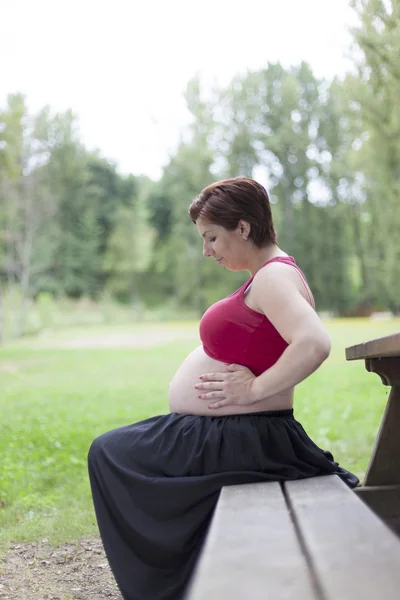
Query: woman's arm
251 262 331 402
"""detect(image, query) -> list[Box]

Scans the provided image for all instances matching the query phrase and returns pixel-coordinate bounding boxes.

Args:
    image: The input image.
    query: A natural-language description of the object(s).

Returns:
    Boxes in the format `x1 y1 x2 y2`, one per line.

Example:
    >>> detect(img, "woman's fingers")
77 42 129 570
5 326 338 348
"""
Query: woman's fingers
207 400 230 409
197 391 224 400
195 381 223 391
199 372 227 381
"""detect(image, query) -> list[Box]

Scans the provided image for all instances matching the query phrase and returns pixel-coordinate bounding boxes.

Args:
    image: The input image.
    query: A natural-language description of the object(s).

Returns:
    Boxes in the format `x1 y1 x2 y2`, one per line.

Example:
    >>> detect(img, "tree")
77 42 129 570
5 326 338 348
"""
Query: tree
0 95 58 337
345 0 400 310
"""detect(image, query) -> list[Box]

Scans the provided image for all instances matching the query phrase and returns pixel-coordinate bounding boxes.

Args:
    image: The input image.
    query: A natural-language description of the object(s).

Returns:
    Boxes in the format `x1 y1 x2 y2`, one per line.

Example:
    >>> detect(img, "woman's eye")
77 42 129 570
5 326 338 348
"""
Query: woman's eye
209 237 216 243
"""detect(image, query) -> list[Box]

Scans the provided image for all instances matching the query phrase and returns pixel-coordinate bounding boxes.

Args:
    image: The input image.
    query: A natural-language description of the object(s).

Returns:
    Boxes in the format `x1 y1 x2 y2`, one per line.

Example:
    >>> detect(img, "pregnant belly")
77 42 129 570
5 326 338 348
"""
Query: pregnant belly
168 345 293 416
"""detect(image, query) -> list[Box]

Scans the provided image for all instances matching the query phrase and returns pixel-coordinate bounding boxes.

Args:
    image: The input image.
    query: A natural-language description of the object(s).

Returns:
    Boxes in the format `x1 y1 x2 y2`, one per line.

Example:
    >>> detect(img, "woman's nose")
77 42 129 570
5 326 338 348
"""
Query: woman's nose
203 244 211 257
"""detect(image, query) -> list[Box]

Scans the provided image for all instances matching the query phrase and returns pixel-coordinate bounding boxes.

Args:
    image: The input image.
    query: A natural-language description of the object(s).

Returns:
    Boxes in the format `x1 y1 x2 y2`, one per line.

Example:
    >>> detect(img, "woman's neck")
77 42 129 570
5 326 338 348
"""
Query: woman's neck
247 245 288 276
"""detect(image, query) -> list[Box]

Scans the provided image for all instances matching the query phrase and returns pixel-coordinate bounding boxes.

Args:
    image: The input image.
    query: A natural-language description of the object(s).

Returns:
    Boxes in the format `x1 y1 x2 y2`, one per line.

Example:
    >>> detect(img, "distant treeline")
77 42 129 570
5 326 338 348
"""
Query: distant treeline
0 0 399 341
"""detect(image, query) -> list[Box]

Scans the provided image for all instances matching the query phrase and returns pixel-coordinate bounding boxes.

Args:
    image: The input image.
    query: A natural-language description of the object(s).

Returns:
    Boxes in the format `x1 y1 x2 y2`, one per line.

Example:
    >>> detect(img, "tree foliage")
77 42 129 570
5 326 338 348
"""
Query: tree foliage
1 0 399 340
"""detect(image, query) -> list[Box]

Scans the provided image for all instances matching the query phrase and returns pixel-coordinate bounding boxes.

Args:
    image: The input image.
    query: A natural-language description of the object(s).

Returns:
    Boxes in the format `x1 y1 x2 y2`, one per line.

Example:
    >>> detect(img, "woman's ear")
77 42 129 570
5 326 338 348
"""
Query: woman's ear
239 220 251 239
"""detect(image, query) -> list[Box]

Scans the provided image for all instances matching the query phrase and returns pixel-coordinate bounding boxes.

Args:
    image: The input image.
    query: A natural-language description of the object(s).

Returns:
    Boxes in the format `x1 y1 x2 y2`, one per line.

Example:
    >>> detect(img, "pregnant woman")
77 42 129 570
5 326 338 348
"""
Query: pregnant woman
88 177 358 600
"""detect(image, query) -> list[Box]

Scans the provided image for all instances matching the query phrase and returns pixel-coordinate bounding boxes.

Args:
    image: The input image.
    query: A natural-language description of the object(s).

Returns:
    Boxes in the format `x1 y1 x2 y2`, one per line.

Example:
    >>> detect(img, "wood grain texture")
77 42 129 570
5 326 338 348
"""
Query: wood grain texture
363 385 400 485
355 485 400 534
346 332 400 361
186 482 318 600
366 357 400 386
286 475 400 600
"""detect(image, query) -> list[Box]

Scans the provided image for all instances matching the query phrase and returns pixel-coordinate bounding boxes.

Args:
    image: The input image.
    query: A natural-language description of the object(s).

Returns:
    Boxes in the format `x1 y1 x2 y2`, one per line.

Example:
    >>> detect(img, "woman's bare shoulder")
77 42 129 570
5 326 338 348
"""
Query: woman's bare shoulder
253 260 314 307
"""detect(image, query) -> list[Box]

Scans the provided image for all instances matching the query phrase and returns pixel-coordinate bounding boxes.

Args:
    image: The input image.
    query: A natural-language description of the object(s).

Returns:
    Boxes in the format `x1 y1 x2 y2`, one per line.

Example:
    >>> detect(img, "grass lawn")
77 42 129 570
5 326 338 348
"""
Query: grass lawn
0 318 399 552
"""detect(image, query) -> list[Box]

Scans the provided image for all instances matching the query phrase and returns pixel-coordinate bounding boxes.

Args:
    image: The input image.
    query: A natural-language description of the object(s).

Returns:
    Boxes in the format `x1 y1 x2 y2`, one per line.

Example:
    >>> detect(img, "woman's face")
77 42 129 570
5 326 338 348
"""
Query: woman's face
196 217 249 271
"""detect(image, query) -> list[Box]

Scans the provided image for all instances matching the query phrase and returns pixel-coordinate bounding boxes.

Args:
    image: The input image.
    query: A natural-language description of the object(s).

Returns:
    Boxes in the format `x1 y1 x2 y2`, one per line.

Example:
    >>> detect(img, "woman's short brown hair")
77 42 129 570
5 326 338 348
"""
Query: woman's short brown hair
188 177 277 247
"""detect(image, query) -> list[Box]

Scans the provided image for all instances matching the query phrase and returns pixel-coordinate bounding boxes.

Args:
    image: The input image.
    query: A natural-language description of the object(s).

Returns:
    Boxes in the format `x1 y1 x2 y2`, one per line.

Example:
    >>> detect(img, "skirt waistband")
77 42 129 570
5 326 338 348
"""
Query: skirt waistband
172 409 294 420
198 409 294 419
240 409 294 418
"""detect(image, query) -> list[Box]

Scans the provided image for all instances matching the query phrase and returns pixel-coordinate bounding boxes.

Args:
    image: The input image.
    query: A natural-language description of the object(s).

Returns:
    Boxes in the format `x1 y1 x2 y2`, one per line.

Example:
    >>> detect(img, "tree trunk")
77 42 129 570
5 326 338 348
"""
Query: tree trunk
0 285 6 345
17 176 35 337
351 203 369 299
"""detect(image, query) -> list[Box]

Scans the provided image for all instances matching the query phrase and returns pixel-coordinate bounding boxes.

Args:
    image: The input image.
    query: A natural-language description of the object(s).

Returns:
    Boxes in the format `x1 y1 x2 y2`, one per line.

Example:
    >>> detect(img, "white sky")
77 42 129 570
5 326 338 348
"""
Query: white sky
1 0 359 180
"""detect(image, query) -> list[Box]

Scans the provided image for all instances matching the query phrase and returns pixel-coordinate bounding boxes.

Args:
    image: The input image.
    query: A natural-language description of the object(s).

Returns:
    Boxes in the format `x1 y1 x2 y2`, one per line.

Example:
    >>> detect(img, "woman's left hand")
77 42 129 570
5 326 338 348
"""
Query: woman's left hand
194 364 258 409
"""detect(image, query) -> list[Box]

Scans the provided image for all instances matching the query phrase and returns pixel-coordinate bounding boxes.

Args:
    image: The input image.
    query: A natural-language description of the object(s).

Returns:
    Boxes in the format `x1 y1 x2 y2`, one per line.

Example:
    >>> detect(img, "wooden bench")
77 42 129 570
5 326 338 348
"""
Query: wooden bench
187 333 400 599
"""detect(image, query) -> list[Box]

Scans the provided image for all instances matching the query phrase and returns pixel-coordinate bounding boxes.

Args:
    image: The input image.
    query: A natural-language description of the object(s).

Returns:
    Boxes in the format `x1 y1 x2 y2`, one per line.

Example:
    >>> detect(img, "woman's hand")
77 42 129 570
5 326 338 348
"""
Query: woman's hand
194 364 258 409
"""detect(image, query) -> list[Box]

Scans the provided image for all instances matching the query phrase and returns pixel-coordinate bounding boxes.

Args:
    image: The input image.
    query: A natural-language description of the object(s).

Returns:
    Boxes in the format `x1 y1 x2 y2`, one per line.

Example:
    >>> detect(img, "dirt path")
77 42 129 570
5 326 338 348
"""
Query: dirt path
34 329 199 349
0 537 122 600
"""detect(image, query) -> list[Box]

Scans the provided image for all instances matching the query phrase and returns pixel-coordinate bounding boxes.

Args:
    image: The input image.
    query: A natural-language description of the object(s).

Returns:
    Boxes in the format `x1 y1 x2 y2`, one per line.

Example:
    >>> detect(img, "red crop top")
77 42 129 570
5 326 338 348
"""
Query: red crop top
199 256 312 376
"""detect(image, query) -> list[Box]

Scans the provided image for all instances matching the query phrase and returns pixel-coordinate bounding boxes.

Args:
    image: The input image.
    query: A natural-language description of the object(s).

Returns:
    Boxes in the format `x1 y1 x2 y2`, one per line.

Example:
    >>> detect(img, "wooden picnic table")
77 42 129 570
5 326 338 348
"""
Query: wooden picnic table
346 332 400 533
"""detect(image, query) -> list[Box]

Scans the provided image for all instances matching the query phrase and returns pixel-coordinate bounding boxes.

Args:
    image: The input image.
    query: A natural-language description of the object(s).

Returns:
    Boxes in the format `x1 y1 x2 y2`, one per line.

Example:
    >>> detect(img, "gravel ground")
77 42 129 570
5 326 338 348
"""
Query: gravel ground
0 537 122 600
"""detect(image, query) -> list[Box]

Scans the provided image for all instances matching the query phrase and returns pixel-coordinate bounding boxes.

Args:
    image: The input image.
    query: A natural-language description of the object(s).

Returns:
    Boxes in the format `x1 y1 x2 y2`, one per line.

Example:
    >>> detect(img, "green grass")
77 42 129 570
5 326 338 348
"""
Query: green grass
0 318 399 552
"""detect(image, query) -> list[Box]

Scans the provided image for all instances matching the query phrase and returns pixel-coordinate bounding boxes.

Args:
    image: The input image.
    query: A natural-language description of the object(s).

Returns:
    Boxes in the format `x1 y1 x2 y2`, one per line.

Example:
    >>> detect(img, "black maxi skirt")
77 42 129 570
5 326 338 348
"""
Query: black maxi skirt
88 409 359 600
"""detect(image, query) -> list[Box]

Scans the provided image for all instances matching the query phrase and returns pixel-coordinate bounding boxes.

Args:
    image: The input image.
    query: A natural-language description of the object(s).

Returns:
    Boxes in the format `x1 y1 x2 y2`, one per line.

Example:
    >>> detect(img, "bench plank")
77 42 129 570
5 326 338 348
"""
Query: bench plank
187 482 318 600
346 332 400 360
285 475 400 600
